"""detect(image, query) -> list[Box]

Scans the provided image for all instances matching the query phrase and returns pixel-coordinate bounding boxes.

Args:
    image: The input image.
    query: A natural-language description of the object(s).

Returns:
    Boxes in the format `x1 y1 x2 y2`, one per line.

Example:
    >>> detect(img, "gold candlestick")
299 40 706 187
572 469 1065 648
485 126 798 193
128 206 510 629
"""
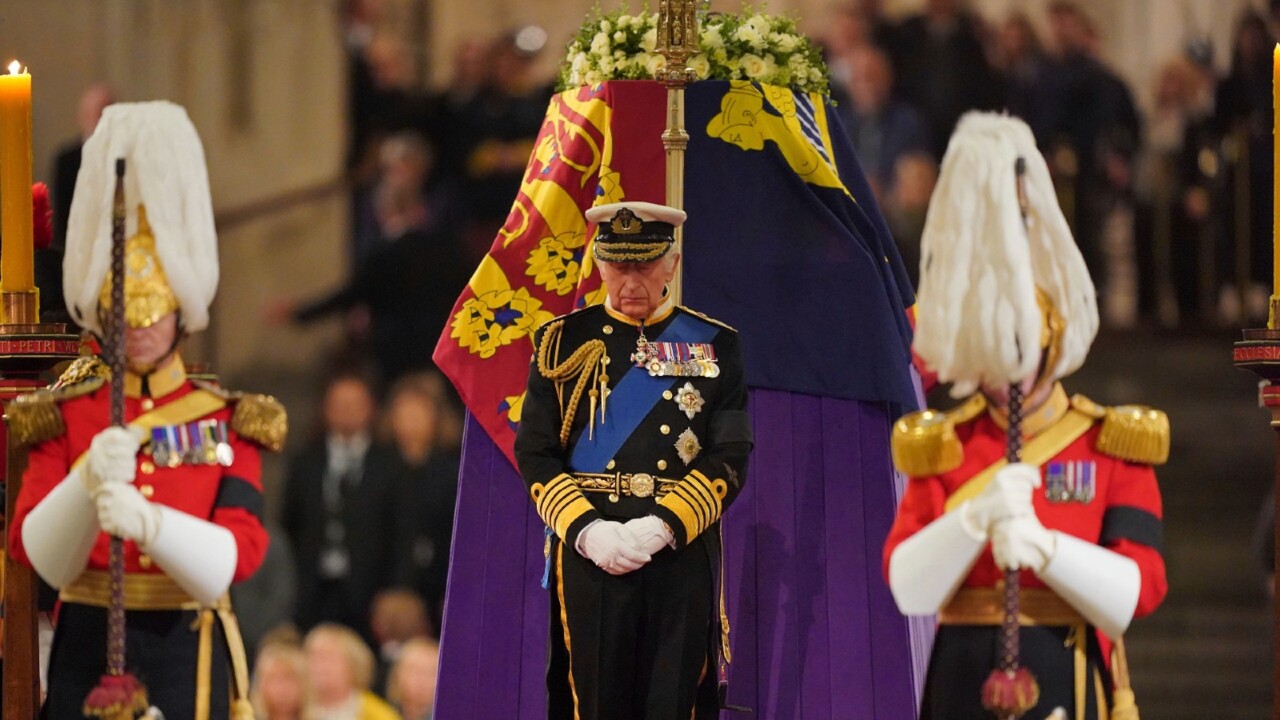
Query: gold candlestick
656 0 700 305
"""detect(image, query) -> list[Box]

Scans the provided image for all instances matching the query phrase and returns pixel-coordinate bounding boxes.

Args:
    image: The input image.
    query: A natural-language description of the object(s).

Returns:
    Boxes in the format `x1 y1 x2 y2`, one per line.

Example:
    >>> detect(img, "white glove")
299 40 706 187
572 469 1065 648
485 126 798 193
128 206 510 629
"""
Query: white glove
960 463 1040 540
991 515 1057 573
623 516 674 556
94 482 162 545
85 426 143 493
578 521 650 575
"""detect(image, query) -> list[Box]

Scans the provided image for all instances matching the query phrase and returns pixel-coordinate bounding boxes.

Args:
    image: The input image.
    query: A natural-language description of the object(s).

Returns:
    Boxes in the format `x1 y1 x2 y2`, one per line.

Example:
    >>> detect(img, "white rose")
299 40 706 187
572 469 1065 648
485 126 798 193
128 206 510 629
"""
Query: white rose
614 49 625 59
600 19 612 34
747 14 770 33
590 32 610 55
599 56 615 74
641 27 657 52
733 25 763 50
688 54 711 79
701 25 724 49
618 14 633 29
614 31 626 43
571 53 590 74
772 33 800 53
741 53 769 80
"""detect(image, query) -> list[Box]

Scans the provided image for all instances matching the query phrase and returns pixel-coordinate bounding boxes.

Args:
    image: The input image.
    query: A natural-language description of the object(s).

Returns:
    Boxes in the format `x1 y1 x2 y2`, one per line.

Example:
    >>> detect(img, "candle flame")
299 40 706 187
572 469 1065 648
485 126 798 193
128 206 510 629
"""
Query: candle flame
6 60 20 75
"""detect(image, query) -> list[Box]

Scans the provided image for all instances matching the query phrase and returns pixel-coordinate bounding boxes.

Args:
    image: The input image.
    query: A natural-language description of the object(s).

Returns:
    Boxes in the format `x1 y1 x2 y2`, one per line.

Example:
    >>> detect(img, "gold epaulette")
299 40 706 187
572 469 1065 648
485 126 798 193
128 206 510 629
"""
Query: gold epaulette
5 357 111 446
1074 393 1169 465
232 393 288 452
191 380 289 452
54 355 111 390
678 306 737 333
890 395 985 477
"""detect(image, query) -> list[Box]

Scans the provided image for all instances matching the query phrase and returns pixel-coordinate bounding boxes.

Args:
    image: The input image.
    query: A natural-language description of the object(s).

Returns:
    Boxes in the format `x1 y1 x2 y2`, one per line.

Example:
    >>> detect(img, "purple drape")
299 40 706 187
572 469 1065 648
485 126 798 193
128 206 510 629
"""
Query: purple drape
436 389 927 718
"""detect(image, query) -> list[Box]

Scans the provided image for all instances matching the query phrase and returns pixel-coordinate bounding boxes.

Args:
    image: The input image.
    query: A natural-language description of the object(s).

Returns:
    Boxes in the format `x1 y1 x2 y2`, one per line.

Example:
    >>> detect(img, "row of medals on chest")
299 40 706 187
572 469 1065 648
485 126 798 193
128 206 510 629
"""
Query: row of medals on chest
148 418 235 468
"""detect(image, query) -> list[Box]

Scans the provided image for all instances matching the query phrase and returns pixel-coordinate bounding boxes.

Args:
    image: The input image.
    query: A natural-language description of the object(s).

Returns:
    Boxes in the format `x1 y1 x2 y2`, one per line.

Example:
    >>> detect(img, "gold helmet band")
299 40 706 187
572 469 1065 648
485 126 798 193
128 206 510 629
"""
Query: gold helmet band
98 204 180 330
1032 287 1067 391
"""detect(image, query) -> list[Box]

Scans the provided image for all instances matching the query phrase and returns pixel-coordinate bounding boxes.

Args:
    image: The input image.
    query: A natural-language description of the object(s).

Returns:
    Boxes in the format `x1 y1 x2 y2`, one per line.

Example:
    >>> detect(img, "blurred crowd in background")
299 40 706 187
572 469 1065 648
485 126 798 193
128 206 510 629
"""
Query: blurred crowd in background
36 0 1280 716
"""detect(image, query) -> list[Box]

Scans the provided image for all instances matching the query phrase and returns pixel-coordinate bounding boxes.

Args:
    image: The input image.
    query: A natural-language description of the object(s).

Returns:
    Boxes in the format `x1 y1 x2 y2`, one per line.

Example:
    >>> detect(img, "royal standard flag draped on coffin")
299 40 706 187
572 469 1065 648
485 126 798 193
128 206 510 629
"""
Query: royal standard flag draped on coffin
433 79 917 466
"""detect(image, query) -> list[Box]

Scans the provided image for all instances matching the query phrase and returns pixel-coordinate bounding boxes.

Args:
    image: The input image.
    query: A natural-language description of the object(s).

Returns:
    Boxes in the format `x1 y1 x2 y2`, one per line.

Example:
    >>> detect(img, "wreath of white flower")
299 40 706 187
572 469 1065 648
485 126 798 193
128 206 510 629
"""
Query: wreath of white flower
557 7 830 95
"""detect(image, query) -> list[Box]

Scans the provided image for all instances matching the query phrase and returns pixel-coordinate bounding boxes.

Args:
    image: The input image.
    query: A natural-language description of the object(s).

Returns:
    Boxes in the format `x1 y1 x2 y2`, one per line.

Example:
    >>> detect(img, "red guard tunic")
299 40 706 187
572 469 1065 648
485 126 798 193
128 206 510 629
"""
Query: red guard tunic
7 354 285 720
884 385 1168 720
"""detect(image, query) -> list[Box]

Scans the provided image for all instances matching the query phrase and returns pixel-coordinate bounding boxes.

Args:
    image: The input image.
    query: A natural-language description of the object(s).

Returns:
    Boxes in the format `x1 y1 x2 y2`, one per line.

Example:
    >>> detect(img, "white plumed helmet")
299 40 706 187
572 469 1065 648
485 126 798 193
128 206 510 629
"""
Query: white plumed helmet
64 101 218 337
914 112 1097 397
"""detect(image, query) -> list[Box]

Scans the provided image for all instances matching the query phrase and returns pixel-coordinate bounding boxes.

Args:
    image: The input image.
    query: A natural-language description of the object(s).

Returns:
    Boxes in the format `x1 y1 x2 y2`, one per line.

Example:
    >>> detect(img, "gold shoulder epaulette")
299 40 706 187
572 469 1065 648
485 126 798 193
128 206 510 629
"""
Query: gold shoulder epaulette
54 355 111 391
678 306 737 333
891 395 985 477
6 356 112 446
892 409 963 477
1090 397 1169 465
190 380 288 452
6 390 64 446
231 393 289 453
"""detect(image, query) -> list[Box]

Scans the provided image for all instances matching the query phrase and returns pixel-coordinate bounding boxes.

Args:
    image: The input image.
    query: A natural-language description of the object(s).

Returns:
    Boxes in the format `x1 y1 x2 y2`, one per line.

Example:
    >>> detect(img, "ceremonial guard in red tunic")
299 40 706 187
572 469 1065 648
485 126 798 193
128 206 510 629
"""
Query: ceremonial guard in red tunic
514 202 752 720
7 102 286 720
883 114 1168 720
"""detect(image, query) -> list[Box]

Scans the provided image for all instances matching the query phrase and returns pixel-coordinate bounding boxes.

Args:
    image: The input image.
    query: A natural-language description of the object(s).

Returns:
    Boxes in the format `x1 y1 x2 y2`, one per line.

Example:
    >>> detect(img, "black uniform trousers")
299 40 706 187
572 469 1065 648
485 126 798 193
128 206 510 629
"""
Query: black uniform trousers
41 603 230 719
547 532 720 720
921 624 1111 720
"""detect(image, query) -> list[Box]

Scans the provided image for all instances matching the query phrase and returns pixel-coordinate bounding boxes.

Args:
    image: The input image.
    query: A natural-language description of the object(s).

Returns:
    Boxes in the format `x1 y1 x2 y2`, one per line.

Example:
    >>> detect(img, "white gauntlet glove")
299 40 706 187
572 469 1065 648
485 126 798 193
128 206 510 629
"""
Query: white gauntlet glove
961 463 1039 540
623 516 674 555
85 427 144 493
578 520 650 575
991 514 1056 573
94 482 162 545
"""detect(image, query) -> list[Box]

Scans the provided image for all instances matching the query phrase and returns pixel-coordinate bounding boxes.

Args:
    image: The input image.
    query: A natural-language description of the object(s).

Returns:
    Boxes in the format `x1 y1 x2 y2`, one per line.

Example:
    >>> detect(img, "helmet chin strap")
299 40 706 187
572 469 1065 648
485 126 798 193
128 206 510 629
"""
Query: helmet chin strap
118 311 186 377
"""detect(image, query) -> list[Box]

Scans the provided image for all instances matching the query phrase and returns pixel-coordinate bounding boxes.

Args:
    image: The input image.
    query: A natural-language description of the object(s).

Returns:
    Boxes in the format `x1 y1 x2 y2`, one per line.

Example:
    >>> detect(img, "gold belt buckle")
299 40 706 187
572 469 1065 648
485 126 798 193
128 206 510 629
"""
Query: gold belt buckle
629 473 655 498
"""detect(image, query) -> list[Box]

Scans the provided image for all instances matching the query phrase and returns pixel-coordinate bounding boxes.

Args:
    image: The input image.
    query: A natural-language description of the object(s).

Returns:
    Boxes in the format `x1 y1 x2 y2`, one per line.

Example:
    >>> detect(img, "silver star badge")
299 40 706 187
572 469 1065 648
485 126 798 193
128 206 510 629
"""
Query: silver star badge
674 382 704 419
675 427 701 465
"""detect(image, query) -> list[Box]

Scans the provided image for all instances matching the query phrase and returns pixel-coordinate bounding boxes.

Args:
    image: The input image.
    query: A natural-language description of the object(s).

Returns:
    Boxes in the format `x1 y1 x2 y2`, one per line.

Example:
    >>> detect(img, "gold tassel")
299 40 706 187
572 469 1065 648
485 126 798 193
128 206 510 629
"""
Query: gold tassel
599 362 609 425
1111 688 1139 720
1110 638 1140 720
231 699 257 720
588 389 598 441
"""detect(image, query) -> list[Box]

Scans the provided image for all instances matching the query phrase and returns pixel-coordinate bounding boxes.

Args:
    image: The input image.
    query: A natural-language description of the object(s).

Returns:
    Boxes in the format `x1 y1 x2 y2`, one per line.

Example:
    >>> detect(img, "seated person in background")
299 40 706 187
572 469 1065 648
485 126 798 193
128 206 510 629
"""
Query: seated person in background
305 624 403 720
386 637 439 720
252 639 309 720
369 588 431 695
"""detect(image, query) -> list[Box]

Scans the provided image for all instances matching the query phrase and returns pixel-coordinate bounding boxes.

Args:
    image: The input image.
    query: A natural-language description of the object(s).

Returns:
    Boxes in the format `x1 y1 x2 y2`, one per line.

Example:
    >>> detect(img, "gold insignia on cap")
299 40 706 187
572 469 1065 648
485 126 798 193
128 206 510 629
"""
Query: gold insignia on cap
98 204 180 330
610 208 642 235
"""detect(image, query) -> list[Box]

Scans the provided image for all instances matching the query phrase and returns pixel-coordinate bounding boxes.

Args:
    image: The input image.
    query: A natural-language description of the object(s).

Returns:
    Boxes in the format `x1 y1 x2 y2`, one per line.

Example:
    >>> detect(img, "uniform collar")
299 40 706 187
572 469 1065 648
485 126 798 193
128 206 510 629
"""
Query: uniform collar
986 383 1070 438
603 293 675 327
124 353 187 399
